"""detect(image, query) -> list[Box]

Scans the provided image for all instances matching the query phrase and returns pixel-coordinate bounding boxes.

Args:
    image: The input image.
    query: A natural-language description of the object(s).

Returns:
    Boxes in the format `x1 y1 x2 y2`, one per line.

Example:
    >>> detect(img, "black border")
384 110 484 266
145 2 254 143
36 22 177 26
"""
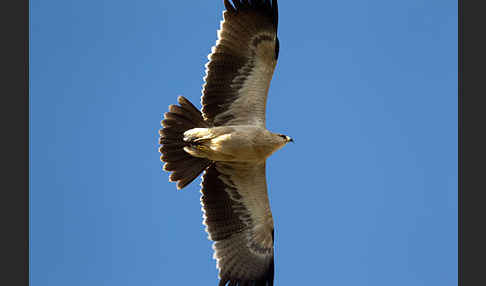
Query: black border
460 0 486 285
1 0 28 285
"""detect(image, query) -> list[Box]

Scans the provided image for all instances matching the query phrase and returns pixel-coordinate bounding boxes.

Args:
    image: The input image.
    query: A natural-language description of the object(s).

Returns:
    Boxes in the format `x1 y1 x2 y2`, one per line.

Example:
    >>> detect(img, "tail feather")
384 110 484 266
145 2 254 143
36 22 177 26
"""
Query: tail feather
159 96 211 190
169 157 211 185
163 157 203 172
160 149 190 162
163 113 197 127
173 96 207 124
159 141 187 151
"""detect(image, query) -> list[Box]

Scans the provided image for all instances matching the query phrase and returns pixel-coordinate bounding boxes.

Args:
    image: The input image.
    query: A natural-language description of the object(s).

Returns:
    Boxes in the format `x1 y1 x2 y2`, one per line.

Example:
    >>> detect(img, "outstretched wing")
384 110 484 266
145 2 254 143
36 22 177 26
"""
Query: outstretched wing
201 162 274 286
201 0 279 127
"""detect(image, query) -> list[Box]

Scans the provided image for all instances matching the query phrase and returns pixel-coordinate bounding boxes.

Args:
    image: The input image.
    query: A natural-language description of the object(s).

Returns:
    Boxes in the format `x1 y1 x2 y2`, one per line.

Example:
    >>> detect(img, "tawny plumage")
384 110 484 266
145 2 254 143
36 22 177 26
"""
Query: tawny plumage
159 1 291 285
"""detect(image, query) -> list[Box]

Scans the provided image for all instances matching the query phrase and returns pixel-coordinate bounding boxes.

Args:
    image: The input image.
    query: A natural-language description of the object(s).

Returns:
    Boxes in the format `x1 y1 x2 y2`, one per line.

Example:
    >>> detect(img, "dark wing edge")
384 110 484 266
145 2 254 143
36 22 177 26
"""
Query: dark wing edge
223 0 278 34
201 163 275 286
201 0 280 127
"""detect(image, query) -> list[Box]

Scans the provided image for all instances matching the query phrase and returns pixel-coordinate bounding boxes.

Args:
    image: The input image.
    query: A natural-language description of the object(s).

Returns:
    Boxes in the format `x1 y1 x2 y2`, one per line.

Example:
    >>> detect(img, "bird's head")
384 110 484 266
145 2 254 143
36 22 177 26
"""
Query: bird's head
276 134 294 144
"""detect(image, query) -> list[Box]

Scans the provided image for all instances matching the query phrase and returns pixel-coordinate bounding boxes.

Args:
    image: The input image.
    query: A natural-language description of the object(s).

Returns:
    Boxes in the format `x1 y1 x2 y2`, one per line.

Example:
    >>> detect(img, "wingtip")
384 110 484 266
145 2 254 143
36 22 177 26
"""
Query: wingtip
224 0 235 12
224 0 278 22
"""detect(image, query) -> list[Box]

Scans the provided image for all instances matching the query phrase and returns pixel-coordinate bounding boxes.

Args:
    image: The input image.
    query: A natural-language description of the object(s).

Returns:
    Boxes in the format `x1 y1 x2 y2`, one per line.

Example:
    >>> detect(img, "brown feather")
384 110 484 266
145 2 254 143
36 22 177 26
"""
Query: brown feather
201 162 274 285
158 96 211 190
201 0 279 128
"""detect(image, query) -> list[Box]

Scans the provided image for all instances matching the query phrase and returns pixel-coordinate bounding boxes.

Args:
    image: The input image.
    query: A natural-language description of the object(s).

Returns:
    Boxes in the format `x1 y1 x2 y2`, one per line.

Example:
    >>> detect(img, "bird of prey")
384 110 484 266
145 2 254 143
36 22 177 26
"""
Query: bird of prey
159 1 291 285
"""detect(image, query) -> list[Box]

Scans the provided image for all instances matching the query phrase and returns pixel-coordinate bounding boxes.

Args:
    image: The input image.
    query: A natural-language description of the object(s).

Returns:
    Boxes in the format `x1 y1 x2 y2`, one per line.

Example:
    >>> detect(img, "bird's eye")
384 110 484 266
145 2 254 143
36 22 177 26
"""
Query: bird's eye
279 134 286 139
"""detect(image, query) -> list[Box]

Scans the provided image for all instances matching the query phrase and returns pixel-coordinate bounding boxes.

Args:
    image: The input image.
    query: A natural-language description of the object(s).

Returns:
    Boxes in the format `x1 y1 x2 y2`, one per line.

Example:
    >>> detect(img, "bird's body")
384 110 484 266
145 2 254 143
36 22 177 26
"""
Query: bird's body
159 1 289 285
183 126 288 162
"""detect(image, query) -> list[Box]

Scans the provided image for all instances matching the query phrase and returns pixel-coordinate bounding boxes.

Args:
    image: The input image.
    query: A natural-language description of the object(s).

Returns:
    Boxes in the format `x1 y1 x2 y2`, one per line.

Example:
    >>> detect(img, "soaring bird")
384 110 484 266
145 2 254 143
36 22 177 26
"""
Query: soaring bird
159 1 291 285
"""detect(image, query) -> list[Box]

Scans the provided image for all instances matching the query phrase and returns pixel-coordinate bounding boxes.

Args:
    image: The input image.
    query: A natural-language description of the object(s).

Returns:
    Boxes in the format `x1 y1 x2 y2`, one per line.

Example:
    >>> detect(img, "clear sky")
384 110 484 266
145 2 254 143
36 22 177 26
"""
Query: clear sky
30 1 457 285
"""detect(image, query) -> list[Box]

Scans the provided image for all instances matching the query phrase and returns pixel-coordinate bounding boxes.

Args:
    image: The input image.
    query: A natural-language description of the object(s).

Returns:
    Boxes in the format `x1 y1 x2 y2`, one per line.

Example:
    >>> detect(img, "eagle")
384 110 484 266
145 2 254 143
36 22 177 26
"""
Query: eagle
159 1 291 285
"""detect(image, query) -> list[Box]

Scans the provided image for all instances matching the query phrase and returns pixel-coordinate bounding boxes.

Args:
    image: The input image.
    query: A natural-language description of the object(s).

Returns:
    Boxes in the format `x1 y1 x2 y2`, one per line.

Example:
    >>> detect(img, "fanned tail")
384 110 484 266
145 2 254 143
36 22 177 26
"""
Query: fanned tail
159 96 211 189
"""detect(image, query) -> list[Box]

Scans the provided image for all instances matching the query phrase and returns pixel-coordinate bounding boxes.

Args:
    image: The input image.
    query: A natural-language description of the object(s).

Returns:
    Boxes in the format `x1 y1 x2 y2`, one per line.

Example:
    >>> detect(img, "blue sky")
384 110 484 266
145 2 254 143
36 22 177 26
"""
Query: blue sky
30 1 457 285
